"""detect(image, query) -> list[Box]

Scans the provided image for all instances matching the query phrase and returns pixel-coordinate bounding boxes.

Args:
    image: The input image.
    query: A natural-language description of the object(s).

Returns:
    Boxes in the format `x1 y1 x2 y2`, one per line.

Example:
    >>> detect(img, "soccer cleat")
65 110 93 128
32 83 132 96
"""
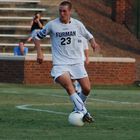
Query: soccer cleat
82 112 94 123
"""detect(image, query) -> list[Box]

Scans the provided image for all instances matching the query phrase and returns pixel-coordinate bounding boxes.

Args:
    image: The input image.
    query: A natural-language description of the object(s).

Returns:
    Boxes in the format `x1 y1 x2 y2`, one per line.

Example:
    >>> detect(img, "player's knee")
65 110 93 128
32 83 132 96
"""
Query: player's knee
82 86 91 96
65 85 75 95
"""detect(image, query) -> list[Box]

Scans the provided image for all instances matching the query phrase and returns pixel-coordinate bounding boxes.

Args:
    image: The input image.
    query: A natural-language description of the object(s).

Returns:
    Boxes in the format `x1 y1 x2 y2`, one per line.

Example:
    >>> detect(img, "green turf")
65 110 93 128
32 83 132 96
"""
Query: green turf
0 84 140 140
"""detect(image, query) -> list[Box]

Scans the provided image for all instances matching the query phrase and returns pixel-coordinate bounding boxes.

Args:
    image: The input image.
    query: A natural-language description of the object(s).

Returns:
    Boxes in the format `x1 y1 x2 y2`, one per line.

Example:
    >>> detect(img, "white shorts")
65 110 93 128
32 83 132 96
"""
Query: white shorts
51 63 88 81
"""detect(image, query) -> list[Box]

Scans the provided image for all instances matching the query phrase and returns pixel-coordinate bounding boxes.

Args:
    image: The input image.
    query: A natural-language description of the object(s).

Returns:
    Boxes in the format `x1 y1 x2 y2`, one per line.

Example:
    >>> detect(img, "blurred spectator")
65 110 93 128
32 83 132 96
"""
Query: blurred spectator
14 41 28 56
27 12 43 42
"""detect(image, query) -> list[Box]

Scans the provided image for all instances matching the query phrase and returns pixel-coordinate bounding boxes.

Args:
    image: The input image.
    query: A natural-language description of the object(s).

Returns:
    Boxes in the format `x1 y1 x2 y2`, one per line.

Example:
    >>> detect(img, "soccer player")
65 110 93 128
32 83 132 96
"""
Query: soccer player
33 1 100 123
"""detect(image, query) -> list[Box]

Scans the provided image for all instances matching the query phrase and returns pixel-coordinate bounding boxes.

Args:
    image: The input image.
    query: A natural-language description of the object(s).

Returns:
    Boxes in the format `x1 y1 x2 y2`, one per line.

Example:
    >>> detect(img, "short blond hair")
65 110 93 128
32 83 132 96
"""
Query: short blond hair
59 1 72 10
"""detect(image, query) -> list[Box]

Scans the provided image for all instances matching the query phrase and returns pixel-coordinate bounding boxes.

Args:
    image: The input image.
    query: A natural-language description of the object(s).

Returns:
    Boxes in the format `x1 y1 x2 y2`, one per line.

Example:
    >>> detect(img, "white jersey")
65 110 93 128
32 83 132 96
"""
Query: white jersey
35 17 93 65
83 37 89 50
81 37 89 61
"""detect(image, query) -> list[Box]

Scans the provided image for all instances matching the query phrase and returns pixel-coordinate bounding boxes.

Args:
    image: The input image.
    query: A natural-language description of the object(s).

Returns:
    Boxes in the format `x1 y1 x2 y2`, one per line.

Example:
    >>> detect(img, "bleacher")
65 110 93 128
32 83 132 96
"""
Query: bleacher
0 0 52 53
0 0 40 3
0 7 46 11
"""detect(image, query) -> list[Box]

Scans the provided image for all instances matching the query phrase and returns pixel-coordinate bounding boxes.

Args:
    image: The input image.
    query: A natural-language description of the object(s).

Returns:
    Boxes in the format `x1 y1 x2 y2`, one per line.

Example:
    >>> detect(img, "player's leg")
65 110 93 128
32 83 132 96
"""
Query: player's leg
77 76 91 103
56 72 75 95
52 65 93 123
77 77 94 122
73 80 82 93
55 72 88 115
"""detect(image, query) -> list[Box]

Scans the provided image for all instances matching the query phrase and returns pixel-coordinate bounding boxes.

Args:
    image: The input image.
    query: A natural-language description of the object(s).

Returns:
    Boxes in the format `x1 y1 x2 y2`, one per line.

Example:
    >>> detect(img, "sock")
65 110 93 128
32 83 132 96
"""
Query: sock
78 92 88 103
73 81 82 93
70 93 87 115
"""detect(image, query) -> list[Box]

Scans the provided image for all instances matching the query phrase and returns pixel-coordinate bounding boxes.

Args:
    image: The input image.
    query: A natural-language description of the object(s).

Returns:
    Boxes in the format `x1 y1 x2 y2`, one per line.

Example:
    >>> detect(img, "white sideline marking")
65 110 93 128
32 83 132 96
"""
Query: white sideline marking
2 89 139 105
16 104 140 120
1 89 139 105
15 92 140 120
16 104 68 115
51 94 140 105
89 98 140 105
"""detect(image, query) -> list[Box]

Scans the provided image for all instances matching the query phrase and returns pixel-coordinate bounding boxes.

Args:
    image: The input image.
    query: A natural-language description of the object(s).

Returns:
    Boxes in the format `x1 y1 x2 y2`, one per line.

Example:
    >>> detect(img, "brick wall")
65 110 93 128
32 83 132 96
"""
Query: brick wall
0 59 24 83
111 0 126 24
24 60 53 84
0 55 136 85
86 61 135 85
111 0 135 25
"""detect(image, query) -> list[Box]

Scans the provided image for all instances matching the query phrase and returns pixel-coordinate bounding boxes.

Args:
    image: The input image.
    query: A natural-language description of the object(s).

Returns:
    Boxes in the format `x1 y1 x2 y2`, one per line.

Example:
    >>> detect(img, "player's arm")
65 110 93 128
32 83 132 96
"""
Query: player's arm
34 39 44 64
89 38 100 54
78 21 101 54
33 23 51 64
84 49 89 65
33 29 46 64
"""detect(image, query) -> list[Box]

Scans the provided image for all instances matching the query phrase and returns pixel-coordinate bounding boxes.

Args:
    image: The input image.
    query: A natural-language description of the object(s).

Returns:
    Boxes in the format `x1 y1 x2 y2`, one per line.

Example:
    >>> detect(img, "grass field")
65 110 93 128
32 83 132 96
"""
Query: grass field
0 84 140 140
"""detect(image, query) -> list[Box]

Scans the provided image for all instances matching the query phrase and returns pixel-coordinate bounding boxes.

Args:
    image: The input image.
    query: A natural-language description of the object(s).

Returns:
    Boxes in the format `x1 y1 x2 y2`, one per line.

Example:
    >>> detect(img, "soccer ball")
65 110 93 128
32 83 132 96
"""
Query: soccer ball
68 111 84 126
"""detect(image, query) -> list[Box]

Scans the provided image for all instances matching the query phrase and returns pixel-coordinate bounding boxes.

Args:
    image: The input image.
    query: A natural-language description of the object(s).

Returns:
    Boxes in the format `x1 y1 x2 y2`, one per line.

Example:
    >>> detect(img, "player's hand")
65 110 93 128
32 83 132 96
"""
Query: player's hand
94 43 100 54
37 57 43 64
37 53 44 64
85 58 90 66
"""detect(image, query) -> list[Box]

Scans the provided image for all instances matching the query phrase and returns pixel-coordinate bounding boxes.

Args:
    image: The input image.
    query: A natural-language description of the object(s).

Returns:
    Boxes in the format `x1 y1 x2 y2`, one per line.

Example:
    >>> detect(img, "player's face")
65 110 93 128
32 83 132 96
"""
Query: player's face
59 5 71 23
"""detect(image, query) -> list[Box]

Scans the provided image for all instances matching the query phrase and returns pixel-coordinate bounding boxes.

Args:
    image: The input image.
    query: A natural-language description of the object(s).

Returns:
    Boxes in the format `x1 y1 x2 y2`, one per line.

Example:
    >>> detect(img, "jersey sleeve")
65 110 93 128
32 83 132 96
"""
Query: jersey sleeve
83 38 89 50
35 21 52 40
78 21 94 41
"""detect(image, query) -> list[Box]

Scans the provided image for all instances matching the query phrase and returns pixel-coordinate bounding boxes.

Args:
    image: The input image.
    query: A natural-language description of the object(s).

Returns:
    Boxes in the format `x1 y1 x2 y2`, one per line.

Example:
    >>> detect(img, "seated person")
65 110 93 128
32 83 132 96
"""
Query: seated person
14 41 28 56
27 12 43 42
